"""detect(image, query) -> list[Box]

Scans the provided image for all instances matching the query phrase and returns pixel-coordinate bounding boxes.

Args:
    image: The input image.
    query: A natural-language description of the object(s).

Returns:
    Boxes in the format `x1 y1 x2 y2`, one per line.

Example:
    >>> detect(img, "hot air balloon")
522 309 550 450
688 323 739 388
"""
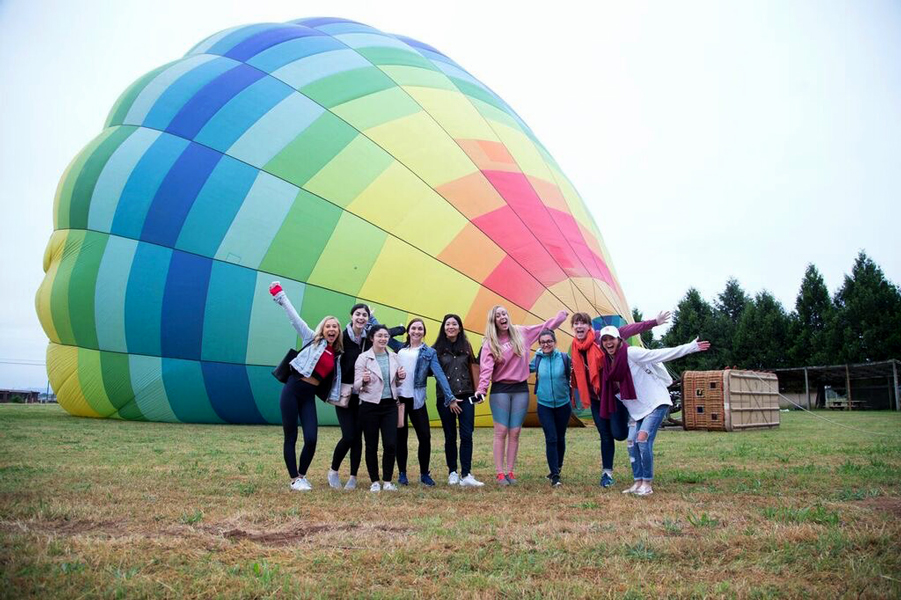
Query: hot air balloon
36 17 634 426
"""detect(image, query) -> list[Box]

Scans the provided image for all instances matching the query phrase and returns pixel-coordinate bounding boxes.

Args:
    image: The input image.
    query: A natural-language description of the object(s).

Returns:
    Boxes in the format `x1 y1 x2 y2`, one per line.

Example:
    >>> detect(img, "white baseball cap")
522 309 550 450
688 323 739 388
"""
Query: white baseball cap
598 325 621 339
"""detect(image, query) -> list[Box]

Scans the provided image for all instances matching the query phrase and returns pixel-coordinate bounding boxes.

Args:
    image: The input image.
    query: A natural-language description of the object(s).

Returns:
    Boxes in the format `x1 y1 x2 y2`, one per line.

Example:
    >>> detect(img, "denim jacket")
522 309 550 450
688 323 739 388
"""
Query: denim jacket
273 291 341 403
408 344 456 410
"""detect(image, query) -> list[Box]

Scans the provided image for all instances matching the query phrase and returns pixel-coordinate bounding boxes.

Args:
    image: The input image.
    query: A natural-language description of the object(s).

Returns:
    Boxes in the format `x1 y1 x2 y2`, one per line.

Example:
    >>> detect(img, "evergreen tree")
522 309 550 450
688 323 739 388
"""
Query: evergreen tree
829 251 901 363
716 278 750 323
661 288 720 375
713 278 750 366
790 264 833 366
732 291 792 369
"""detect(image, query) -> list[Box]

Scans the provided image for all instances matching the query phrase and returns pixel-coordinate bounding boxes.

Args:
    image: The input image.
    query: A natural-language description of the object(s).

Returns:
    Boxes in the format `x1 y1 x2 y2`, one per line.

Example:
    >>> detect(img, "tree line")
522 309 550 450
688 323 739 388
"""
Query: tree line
633 251 901 376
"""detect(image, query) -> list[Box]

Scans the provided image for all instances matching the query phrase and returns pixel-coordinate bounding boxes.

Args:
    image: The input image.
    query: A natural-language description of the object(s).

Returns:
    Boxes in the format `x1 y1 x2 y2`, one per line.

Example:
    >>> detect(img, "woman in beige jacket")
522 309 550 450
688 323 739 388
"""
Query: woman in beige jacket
354 325 406 492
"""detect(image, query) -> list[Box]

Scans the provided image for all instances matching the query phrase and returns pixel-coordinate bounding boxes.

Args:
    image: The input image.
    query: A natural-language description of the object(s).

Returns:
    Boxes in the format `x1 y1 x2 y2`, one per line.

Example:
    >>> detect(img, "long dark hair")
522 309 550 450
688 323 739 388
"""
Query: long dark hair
433 314 475 359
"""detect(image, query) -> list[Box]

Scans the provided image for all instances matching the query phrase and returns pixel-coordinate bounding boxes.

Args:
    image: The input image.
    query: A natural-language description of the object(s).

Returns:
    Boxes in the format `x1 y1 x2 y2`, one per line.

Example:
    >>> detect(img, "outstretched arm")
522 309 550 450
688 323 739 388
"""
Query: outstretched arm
520 310 569 346
606 310 671 343
270 282 314 345
627 339 709 365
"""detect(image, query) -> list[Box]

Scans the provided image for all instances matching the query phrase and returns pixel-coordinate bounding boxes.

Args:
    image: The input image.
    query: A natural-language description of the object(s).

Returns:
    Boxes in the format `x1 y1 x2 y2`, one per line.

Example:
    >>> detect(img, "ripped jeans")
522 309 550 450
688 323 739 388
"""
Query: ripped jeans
627 404 669 481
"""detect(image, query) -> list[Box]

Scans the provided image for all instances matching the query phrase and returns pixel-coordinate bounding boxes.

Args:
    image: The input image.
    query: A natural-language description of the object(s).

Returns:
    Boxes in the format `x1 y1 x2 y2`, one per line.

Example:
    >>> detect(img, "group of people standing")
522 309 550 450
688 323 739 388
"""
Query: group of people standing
270 282 709 495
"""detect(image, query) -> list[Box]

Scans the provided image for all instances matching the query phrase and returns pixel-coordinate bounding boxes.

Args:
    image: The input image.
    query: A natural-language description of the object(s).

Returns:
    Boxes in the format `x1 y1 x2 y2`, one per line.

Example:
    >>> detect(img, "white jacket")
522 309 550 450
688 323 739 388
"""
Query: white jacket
622 339 701 421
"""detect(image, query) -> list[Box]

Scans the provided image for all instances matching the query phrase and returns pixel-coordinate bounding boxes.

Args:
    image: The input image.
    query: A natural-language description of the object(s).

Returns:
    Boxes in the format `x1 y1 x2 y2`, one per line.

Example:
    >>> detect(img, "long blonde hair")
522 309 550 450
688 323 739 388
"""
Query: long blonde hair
312 316 344 353
484 305 524 361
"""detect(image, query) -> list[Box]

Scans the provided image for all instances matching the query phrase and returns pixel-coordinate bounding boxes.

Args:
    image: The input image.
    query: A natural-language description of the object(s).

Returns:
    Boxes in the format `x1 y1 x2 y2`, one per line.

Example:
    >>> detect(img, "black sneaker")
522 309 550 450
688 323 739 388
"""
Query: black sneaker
551 475 561 487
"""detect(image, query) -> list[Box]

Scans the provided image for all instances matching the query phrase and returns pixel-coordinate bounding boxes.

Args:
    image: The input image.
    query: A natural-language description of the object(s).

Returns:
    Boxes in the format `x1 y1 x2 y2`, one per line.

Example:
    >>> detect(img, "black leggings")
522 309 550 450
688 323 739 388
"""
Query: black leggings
396 396 431 475
359 399 398 482
279 374 319 478
331 394 362 476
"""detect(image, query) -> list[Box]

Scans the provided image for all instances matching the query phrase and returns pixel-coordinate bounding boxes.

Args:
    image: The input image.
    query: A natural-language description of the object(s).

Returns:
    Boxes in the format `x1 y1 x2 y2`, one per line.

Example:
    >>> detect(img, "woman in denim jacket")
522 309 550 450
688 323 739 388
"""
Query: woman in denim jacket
270 282 343 492
394 318 457 487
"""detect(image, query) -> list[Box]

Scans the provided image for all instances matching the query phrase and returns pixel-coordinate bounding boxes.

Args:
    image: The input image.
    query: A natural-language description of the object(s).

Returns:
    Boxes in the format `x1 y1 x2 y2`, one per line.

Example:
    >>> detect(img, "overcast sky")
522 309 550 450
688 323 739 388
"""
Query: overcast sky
1 0 899 389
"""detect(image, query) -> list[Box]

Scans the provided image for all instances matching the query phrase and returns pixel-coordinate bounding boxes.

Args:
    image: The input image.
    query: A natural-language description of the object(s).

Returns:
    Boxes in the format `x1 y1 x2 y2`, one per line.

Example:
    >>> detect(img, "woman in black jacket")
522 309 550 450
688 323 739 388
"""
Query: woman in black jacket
433 314 484 487
327 303 404 490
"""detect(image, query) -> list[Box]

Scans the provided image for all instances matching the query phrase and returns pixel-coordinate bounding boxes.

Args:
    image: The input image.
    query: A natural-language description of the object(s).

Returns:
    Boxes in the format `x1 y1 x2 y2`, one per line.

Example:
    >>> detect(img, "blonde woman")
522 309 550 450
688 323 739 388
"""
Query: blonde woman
477 306 568 485
270 282 343 491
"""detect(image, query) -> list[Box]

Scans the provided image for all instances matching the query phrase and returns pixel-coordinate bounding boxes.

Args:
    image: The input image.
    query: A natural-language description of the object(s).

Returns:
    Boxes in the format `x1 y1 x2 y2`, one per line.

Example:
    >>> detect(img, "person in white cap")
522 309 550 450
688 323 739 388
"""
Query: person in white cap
598 326 710 496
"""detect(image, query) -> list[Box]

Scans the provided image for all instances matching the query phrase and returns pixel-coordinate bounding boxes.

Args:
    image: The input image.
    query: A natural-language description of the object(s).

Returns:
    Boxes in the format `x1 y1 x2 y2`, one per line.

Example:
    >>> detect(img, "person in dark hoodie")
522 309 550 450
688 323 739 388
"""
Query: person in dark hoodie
326 303 404 491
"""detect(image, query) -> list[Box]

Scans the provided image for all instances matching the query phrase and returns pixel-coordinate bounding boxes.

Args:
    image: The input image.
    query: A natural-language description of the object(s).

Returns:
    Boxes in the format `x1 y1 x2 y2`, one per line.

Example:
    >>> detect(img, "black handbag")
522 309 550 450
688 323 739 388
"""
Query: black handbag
272 339 318 384
272 348 299 384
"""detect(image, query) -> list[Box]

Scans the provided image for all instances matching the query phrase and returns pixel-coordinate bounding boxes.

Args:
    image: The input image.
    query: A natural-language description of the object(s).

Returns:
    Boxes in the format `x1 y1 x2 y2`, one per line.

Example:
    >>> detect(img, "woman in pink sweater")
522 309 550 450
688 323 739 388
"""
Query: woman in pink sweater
478 305 568 485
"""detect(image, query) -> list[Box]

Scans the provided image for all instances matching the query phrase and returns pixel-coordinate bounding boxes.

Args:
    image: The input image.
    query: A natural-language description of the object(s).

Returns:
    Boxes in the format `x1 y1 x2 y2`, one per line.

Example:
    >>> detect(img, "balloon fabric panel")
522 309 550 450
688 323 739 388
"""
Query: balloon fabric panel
38 17 636 425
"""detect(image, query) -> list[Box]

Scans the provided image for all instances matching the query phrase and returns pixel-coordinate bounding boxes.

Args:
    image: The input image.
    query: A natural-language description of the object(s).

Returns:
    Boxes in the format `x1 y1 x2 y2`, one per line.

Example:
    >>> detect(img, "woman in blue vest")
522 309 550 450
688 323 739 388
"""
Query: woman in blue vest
530 329 572 487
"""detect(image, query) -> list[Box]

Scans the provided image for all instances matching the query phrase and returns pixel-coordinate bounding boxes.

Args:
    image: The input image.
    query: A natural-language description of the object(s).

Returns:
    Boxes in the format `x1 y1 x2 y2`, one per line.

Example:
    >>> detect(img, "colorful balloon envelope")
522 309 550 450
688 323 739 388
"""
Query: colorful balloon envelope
36 17 633 425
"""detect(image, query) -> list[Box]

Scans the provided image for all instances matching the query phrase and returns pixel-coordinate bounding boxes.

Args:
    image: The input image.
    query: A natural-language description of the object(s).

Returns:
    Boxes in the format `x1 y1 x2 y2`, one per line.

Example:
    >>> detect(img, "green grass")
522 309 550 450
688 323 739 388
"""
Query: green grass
0 405 900 598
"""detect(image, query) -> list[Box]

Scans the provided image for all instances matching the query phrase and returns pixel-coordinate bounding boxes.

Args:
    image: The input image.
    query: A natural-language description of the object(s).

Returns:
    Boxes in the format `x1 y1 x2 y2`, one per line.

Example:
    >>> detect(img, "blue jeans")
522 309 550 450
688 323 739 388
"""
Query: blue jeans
627 405 669 481
590 399 630 471
537 403 571 476
437 395 475 477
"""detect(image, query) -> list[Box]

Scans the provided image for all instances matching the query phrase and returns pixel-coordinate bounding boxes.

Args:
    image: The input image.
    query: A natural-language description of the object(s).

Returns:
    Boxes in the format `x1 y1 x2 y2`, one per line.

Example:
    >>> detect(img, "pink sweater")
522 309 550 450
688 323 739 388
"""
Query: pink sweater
478 310 568 394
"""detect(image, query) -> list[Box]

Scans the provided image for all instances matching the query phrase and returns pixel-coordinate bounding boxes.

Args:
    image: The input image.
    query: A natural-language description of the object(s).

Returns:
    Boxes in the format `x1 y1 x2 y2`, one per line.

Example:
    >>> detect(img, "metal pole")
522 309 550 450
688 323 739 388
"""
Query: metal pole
845 364 852 411
893 360 899 412
804 368 810 409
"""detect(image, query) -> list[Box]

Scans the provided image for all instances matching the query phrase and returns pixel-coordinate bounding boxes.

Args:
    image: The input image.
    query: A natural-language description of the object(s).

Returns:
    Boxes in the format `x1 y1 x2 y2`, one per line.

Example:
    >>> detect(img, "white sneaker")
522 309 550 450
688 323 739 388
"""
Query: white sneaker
345 476 357 490
448 471 460 485
635 485 654 496
382 482 398 491
327 469 342 489
369 482 381 493
623 482 642 494
290 477 312 491
459 474 484 487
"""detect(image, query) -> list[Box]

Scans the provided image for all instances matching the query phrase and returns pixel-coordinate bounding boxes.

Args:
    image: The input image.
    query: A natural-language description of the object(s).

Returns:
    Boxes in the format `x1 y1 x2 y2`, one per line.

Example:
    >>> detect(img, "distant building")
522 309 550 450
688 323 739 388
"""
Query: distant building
0 389 41 403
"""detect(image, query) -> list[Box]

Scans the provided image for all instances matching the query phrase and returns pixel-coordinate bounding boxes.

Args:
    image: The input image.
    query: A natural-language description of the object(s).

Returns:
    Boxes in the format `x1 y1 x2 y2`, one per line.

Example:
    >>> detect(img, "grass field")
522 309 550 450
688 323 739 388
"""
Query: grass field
0 404 899 599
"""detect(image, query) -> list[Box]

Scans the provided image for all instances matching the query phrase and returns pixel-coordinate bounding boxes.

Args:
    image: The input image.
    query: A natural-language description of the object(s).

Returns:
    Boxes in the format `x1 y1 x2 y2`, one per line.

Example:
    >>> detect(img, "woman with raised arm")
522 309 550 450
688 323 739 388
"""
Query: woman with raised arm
597 326 710 496
354 325 406 492
569 311 670 488
394 318 457 487
433 314 484 487
477 306 568 486
270 282 343 491
327 303 405 491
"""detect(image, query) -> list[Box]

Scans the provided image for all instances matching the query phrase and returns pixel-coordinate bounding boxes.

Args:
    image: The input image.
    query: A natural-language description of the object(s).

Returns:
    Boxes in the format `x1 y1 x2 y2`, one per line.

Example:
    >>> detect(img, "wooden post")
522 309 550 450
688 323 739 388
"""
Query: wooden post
804 368 810 409
893 360 899 412
845 364 852 411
